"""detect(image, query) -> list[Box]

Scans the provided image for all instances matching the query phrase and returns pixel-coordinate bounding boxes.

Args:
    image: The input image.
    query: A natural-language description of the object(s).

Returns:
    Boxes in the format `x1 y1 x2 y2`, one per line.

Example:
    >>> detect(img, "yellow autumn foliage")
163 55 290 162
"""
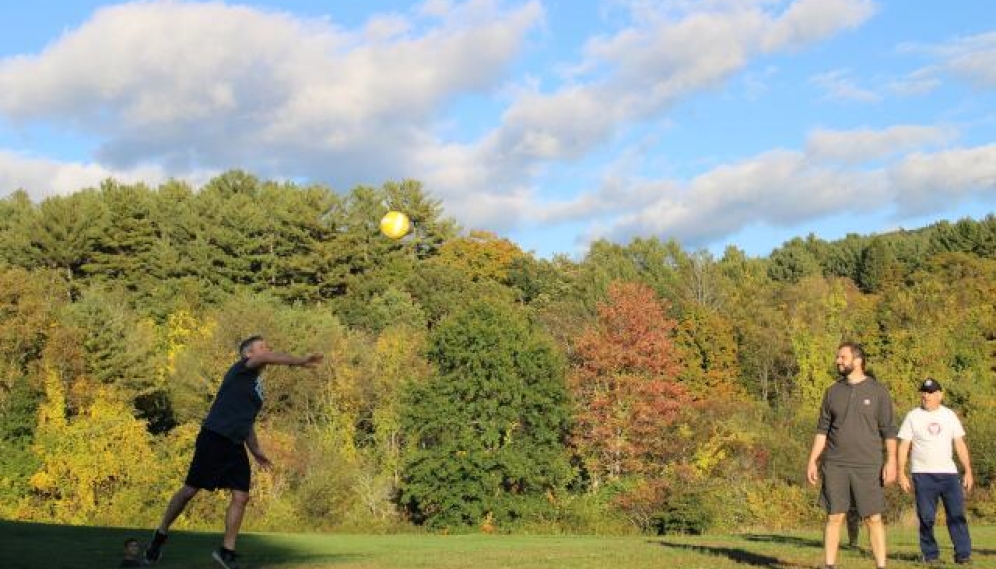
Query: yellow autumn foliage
26 370 156 525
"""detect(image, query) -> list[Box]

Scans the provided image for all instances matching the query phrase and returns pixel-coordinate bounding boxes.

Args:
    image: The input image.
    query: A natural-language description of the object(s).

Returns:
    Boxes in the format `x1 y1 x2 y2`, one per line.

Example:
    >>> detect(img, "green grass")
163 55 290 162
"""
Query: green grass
3 519 996 568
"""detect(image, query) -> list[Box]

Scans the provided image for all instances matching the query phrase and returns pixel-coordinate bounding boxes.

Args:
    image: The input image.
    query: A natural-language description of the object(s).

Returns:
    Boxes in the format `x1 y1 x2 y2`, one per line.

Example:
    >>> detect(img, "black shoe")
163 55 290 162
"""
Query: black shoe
212 547 241 569
144 530 167 563
955 556 972 565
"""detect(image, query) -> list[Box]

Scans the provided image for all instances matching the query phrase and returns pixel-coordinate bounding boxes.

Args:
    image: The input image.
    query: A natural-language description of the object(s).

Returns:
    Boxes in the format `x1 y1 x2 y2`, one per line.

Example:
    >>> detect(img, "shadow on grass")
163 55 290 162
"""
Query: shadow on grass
0 519 363 569
741 533 984 565
742 533 823 549
657 540 815 569
972 547 996 556
886 547 992 563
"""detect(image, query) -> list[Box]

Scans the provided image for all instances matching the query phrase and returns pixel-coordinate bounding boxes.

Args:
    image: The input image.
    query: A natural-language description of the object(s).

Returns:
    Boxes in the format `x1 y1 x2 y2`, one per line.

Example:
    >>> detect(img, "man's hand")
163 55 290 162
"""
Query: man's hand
963 471 974 493
301 353 323 367
898 473 911 493
246 429 272 471
254 452 273 472
806 460 820 486
882 461 897 486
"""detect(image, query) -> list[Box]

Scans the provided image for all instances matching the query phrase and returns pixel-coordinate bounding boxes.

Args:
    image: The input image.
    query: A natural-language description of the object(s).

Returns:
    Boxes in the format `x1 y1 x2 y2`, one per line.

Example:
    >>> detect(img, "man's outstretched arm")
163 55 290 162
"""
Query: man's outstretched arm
247 352 323 369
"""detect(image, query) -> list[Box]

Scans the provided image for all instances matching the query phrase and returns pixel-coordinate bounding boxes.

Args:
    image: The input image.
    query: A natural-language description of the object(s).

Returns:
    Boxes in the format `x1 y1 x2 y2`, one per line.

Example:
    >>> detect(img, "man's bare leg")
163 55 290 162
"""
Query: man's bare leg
158 485 200 533
867 514 887 567
222 490 251 551
824 513 845 566
146 485 199 562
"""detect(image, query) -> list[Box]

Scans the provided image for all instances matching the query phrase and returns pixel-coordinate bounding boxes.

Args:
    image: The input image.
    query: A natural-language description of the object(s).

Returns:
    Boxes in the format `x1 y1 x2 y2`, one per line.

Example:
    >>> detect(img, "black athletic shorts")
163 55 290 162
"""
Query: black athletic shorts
185 428 251 492
819 462 884 517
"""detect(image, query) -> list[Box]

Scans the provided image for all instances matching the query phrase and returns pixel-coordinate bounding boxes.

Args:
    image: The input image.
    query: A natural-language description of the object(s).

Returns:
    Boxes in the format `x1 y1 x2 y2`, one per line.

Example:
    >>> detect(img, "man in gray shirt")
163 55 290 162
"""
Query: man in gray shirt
806 342 898 569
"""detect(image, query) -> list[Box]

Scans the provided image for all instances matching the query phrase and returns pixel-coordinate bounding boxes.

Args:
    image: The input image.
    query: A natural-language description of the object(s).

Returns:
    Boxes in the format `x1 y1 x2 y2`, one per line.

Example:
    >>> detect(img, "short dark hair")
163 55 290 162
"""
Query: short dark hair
238 335 265 357
124 538 140 546
838 341 866 369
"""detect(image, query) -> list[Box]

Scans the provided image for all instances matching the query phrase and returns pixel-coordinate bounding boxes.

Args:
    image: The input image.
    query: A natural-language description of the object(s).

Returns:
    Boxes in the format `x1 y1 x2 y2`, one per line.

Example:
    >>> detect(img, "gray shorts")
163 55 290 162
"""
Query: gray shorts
819 463 884 517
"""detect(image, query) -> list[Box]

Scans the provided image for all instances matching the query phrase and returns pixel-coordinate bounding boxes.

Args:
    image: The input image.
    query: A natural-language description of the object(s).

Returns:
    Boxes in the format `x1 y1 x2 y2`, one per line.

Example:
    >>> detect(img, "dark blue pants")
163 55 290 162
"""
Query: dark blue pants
912 473 971 561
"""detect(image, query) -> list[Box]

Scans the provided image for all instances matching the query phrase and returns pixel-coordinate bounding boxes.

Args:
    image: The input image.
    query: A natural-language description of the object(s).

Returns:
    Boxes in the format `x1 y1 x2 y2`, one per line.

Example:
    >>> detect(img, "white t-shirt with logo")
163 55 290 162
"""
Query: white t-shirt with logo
897 405 966 474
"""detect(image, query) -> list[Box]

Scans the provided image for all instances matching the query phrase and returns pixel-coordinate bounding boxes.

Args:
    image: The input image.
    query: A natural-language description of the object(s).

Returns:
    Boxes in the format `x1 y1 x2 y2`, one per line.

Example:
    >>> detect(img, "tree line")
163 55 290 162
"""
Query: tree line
1 171 994 534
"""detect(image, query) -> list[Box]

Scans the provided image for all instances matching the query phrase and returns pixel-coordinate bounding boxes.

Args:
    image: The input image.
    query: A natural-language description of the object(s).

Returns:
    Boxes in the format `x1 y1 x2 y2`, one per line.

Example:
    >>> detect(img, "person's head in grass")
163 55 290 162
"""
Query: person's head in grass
120 538 145 567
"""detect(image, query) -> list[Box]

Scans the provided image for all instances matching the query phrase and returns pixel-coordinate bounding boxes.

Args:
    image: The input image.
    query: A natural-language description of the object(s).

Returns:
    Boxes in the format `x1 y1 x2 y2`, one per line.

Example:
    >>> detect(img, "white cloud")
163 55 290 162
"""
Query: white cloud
806 125 957 163
886 67 941 97
422 0 877 226
763 0 875 52
362 14 413 42
927 31 996 88
810 69 881 102
540 175 681 224
889 145 996 214
895 31 996 92
0 0 543 185
0 0 882 236
0 150 205 200
739 65 779 99
590 149 888 245
419 0 457 19
564 126 993 248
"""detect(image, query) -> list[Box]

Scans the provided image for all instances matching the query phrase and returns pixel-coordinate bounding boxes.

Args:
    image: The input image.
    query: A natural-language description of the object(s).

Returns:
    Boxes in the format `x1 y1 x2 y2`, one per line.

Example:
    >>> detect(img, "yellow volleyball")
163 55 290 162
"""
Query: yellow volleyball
379 211 411 239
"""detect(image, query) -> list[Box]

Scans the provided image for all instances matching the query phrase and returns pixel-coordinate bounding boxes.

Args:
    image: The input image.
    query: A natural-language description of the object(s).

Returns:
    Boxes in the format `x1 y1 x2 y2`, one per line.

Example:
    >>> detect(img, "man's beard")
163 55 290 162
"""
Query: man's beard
838 363 854 376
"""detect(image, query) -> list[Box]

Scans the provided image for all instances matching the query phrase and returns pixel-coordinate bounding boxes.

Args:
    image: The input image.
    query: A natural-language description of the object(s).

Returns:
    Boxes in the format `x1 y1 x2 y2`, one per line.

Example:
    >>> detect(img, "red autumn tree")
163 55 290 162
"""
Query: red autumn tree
570 281 691 488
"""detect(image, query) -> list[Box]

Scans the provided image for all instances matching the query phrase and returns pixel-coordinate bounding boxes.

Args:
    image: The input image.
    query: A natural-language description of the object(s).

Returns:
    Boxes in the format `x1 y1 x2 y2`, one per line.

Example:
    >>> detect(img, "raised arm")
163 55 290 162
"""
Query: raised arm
246 351 323 369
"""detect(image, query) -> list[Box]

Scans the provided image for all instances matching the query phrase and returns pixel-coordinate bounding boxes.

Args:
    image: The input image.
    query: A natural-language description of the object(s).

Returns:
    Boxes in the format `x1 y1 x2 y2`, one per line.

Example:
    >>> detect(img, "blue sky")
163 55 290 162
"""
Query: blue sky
1 0 994 258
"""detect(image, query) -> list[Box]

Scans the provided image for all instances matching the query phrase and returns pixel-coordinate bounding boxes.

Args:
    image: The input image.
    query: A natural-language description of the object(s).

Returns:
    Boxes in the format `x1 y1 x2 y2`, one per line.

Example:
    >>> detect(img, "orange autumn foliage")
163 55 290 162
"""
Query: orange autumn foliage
569 282 692 485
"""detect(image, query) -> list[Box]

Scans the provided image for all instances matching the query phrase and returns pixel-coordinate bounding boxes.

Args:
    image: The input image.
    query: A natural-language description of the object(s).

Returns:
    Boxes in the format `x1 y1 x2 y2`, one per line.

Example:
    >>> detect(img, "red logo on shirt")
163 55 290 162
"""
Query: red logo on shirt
928 422 941 436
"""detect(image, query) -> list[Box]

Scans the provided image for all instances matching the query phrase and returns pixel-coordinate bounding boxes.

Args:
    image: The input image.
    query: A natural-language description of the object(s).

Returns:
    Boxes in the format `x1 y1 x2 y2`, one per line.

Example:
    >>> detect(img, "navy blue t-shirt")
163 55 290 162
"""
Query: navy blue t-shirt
202 358 264 444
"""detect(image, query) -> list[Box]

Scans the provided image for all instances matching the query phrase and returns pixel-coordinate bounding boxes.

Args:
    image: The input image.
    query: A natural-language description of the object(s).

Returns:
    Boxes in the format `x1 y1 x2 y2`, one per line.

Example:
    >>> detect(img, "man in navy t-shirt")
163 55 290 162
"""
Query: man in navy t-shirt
145 336 322 569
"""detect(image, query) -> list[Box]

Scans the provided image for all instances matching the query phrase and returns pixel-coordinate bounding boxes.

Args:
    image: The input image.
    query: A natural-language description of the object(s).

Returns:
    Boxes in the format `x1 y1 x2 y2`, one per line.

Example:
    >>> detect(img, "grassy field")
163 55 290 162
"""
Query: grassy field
3 519 996 569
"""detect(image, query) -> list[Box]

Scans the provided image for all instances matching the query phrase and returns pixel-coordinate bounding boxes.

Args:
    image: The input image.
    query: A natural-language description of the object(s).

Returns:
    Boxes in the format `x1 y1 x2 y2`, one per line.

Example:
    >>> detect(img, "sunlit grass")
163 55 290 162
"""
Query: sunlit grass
3 519 995 568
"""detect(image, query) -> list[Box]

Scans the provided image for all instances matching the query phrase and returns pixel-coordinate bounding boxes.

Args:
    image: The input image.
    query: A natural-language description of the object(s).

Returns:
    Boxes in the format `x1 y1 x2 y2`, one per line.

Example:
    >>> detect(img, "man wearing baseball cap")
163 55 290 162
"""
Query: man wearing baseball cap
897 378 974 565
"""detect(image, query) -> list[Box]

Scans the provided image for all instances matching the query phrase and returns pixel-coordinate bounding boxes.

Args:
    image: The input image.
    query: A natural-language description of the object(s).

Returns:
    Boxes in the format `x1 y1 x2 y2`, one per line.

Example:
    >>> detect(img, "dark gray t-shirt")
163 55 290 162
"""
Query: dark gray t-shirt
202 358 263 444
816 376 898 467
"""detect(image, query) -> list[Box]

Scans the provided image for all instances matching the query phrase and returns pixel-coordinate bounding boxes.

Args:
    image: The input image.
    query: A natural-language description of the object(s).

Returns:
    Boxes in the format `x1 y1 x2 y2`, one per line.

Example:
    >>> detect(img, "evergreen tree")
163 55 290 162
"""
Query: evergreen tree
86 181 159 286
767 237 821 283
399 299 573 529
0 190 36 268
858 237 903 293
24 191 108 294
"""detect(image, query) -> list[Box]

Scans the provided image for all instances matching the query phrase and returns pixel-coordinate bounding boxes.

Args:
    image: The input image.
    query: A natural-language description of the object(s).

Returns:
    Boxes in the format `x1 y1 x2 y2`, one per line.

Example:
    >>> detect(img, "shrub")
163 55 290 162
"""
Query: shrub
743 480 823 531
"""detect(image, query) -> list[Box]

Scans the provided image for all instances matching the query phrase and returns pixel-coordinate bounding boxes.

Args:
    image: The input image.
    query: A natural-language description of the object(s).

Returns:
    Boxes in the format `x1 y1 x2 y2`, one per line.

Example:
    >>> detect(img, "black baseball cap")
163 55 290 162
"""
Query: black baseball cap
919 378 943 393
